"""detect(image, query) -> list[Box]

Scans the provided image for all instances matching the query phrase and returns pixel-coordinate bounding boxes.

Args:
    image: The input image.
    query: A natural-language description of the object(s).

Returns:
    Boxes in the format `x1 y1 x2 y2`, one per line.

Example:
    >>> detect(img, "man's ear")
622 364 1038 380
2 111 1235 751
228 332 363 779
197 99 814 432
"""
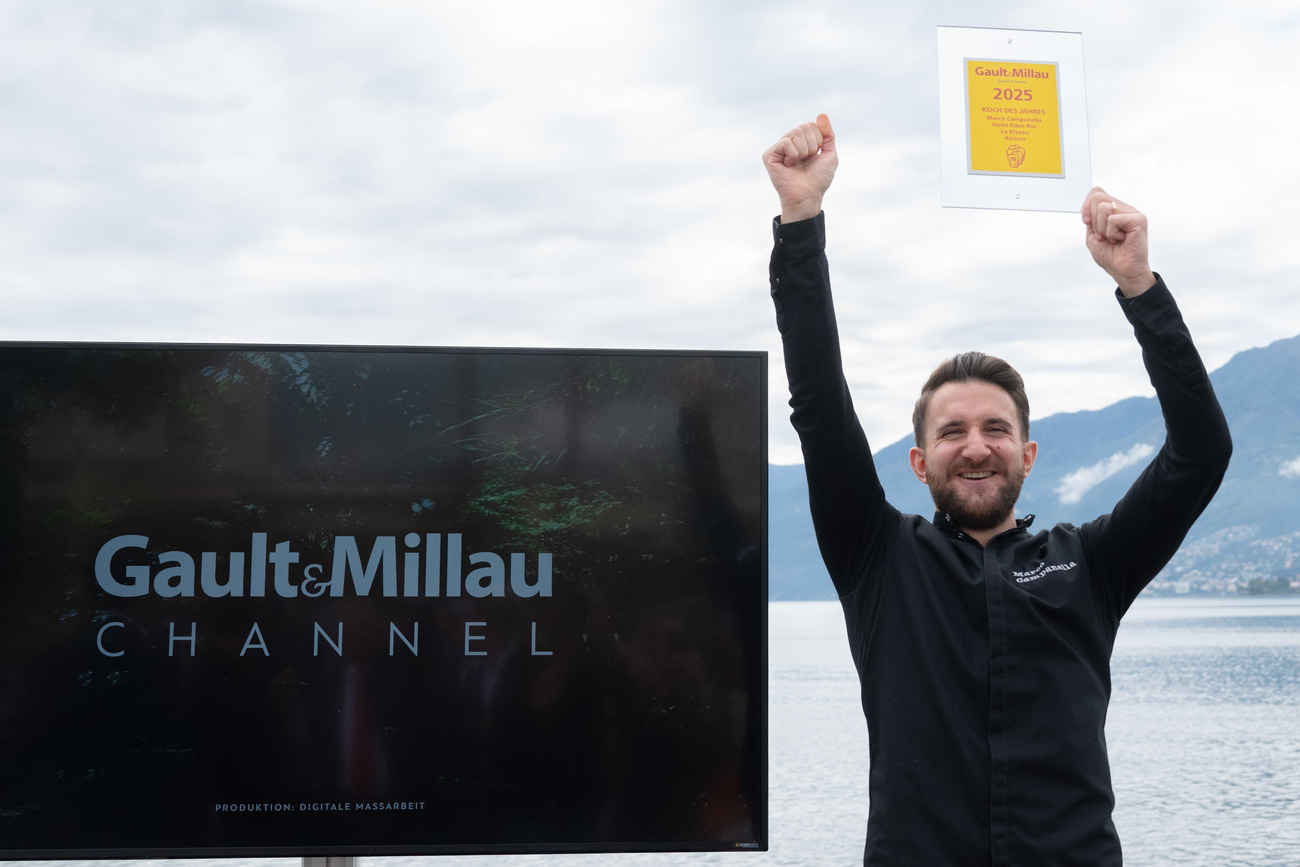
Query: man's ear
909 446 928 484
1022 440 1038 476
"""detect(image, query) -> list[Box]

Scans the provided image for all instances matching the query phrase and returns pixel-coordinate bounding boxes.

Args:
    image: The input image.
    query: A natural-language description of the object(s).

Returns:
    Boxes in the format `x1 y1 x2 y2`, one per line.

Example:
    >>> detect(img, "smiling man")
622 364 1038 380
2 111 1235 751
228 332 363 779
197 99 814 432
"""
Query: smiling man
910 363 1037 546
764 115 1232 866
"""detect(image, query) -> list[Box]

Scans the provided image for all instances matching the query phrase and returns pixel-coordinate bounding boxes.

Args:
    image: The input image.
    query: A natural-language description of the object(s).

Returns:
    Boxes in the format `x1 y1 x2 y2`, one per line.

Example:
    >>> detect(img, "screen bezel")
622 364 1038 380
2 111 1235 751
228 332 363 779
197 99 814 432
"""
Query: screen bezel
0 339 769 859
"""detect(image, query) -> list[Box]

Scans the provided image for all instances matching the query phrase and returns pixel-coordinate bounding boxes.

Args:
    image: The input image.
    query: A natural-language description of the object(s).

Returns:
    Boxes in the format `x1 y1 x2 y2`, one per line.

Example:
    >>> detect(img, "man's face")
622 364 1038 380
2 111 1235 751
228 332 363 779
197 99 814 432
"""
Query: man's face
908 381 1037 534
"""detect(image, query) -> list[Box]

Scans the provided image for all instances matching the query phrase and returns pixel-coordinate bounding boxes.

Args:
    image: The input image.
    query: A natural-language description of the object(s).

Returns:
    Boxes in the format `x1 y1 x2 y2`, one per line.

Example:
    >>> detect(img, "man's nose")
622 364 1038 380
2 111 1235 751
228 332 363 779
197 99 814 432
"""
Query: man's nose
961 432 992 459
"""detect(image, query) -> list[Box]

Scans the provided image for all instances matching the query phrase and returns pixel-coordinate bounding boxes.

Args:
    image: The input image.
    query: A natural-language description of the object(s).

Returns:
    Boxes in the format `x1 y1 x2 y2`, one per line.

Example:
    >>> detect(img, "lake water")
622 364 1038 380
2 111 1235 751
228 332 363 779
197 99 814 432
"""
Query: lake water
20 597 1300 866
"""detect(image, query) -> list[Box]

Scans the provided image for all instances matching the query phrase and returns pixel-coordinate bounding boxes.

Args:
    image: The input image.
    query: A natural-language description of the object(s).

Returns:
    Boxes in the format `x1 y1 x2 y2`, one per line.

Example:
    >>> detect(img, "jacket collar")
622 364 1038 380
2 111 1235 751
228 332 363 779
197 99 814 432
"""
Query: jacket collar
934 511 1036 541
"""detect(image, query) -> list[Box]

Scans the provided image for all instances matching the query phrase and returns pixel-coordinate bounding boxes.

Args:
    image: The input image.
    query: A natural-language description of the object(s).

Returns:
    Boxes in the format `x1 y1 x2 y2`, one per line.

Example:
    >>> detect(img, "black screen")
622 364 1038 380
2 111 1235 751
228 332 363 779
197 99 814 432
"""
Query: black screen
0 344 767 858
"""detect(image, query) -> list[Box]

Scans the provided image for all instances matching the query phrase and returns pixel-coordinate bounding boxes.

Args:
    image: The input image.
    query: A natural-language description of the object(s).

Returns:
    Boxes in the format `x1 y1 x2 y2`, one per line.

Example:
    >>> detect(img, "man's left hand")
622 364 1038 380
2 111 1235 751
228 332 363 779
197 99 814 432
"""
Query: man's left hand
1081 187 1156 298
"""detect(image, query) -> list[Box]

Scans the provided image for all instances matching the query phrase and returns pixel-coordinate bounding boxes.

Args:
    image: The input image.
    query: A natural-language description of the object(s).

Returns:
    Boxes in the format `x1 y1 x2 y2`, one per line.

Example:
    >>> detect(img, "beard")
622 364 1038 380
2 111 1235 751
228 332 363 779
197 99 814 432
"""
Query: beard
927 459 1026 531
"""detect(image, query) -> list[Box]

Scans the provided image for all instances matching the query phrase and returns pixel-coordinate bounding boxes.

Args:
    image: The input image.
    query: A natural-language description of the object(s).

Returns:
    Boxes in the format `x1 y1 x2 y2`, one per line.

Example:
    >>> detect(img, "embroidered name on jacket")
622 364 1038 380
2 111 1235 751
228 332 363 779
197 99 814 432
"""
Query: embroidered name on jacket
1012 561 1079 583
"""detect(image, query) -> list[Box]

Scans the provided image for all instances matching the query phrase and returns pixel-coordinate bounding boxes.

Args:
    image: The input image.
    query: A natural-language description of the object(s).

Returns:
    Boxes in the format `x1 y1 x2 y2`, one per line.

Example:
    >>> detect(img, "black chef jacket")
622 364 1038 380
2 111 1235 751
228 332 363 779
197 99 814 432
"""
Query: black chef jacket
769 213 1232 866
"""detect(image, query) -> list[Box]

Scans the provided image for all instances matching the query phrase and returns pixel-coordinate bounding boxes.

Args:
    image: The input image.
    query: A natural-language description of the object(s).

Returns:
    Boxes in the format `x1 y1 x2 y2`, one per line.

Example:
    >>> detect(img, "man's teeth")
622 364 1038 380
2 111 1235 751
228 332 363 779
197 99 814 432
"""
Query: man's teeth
959 472 993 479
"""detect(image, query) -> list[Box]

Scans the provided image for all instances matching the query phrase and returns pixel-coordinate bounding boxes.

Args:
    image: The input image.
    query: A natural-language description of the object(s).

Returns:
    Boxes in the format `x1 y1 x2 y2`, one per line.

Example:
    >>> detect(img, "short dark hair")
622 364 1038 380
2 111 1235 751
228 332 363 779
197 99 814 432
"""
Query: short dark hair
912 352 1030 447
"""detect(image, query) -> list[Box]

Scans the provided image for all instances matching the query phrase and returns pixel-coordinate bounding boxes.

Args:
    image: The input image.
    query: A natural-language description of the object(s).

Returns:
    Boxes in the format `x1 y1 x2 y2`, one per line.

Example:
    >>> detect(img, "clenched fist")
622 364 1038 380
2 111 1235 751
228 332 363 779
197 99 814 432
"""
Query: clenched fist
764 114 838 224
1081 187 1157 297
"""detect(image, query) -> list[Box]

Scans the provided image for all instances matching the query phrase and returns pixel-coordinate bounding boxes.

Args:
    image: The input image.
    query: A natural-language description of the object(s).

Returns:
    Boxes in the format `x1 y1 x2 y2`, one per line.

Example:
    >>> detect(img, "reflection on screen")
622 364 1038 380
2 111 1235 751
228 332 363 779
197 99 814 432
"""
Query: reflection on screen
0 345 767 857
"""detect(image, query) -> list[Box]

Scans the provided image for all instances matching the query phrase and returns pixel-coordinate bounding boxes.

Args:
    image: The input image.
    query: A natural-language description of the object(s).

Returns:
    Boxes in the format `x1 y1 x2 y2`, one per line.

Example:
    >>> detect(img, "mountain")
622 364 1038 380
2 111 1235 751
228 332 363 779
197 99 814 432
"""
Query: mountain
768 332 1300 600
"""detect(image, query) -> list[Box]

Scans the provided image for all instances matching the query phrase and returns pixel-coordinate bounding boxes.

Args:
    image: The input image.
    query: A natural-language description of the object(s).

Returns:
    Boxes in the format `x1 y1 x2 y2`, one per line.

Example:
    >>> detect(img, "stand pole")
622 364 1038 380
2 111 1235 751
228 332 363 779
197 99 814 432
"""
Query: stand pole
304 857 355 867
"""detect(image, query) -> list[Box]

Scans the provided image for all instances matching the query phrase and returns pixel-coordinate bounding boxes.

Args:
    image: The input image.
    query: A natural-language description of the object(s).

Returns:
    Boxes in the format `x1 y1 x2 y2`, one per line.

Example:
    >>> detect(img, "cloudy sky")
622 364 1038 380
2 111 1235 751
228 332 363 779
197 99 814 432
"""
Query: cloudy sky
3 0 1298 464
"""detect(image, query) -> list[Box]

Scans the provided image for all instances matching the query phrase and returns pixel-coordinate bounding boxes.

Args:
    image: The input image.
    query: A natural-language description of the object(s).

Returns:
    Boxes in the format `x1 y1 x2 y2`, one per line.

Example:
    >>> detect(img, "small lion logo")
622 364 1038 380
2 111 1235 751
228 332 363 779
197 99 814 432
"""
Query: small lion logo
1006 145 1026 168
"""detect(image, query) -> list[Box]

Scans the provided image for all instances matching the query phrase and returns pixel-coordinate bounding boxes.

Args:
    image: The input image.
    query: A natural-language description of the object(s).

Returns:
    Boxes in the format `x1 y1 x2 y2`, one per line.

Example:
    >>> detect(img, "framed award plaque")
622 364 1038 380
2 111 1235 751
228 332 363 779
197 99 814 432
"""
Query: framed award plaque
938 26 1091 212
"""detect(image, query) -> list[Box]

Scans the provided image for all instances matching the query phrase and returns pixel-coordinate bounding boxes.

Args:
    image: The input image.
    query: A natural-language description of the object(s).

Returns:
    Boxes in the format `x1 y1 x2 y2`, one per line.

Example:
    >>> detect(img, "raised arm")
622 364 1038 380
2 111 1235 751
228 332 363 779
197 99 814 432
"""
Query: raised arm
765 116 897 596
1078 188 1233 615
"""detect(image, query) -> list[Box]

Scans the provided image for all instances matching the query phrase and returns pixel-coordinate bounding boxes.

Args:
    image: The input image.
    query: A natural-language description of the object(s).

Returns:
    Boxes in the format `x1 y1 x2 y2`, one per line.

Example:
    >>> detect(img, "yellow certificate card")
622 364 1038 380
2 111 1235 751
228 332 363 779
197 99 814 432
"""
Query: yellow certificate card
965 59 1063 177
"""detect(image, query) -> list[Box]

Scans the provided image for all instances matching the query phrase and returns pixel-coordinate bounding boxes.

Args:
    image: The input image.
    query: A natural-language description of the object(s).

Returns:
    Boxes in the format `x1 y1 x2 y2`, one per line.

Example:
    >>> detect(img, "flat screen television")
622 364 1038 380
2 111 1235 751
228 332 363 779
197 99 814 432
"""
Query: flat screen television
0 343 767 858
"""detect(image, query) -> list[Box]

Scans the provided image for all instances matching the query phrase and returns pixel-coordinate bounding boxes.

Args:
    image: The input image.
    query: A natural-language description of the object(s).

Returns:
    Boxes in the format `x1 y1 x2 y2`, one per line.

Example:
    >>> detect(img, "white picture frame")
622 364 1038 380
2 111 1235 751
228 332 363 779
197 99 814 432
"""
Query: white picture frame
938 26 1091 212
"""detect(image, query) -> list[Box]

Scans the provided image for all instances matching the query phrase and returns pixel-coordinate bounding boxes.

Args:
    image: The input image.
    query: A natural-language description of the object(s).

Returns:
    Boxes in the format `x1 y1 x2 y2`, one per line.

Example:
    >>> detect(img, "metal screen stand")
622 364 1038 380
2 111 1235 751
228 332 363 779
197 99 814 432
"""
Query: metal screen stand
304 857 355 867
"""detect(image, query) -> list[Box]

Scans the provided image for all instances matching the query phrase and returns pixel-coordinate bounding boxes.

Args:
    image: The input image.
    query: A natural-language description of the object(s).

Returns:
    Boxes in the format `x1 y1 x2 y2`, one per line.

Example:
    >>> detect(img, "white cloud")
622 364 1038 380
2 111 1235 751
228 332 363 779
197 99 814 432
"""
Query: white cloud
0 1 1298 466
1280 457 1300 479
1055 443 1157 505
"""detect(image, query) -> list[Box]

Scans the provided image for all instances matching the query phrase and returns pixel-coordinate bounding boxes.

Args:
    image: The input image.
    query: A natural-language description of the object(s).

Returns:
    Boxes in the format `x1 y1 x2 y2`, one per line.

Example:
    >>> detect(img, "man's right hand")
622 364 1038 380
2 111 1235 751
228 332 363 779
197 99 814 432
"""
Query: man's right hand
763 114 837 224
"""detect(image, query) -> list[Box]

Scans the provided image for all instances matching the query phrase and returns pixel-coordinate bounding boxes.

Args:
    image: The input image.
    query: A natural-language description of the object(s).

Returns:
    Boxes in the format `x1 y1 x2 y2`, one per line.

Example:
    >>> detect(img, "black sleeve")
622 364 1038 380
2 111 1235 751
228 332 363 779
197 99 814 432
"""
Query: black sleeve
769 213 900 597
1081 277 1233 617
